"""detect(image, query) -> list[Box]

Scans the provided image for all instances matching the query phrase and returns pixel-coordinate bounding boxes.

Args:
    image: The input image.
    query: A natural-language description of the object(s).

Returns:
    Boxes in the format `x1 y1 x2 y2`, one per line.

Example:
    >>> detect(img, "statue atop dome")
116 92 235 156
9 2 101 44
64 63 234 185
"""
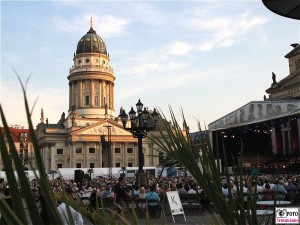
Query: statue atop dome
90 17 93 29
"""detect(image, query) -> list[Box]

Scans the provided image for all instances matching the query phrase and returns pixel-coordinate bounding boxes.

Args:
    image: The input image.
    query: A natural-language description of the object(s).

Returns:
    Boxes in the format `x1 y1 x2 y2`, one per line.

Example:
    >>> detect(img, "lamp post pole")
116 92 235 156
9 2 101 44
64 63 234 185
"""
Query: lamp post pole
120 99 159 185
104 125 112 179
137 131 145 173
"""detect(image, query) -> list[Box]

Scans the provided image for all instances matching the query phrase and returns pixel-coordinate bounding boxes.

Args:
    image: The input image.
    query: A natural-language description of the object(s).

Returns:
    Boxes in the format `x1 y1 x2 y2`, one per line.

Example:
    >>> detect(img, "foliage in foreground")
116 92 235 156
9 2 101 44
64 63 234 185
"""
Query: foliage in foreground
149 107 267 225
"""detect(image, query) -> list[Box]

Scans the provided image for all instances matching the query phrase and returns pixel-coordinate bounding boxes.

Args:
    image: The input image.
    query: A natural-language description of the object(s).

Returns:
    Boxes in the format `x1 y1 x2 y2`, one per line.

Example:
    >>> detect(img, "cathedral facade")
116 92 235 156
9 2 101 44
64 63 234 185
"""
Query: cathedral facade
36 20 162 173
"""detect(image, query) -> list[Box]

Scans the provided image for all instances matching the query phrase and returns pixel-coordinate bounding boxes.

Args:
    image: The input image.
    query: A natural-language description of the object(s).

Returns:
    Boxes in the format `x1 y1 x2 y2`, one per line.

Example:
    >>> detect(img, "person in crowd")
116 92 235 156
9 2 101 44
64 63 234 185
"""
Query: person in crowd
81 188 91 206
90 188 99 209
262 183 274 200
57 201 83 225
284 179 298 204
113 176 128 208
222 183 229 202
184 180 190 193
272 180 287 200
177 182 188 194
170 183 177 191
158 183 169 198
125 186 135 208
138 186 147 209
188 183 198 194
132 185 140 198
102 185 112 198
145 185 160 218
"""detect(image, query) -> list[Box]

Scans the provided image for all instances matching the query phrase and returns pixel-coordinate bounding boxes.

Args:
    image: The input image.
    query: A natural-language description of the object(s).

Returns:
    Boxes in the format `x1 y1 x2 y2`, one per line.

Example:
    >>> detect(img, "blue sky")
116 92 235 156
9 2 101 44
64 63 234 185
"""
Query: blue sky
1 1 299 132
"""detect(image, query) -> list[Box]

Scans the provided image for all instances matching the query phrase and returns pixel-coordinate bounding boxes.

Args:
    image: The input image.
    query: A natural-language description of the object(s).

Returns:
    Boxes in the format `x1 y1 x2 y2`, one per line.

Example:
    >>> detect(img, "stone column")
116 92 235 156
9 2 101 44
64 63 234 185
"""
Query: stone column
90 79 94 107
109 82 112 109
69 142 73 168
111 83 114 110
72 82 75 108
99 80 102 107
101 80 105 107
83 142 87 168
79 80 82 107
123 142 127 167
69 83 72 110
97 142 102 168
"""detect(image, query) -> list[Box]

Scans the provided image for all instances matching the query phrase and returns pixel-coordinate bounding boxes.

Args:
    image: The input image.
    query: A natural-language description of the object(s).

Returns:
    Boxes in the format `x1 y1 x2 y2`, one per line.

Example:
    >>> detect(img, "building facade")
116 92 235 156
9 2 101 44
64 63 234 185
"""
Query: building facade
266 43 300 100
36 20 162 173
0 125 36 171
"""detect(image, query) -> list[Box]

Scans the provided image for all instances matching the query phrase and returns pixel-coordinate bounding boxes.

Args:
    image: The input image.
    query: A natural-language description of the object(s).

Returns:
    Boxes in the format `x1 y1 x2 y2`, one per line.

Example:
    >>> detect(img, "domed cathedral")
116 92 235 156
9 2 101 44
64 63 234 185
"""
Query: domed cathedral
68 17 115 119
36 18 162 174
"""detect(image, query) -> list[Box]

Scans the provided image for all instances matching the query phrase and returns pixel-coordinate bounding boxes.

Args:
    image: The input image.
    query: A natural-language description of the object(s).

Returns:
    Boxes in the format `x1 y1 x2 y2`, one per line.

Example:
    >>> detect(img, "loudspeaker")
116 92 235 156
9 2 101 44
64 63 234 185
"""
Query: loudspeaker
74 169 84 183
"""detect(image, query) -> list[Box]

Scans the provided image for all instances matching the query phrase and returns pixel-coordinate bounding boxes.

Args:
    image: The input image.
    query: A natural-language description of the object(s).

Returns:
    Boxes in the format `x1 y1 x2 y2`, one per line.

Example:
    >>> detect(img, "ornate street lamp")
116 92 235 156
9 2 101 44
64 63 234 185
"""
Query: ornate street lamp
120 99 159 185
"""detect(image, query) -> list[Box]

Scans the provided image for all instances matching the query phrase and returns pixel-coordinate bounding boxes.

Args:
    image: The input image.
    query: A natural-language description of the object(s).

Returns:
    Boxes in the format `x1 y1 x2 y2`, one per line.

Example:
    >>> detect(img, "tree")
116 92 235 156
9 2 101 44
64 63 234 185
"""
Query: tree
87 168 94 180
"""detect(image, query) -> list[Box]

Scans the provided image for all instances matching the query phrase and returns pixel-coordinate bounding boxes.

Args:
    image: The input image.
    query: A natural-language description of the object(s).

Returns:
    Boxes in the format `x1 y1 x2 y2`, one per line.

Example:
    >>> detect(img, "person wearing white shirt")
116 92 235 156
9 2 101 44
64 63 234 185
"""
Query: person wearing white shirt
57 202 83 225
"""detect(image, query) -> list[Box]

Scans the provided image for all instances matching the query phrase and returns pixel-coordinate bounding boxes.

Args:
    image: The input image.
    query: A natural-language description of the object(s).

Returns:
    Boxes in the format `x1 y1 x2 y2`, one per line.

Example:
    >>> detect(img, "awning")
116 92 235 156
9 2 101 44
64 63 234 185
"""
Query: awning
208 100 300 131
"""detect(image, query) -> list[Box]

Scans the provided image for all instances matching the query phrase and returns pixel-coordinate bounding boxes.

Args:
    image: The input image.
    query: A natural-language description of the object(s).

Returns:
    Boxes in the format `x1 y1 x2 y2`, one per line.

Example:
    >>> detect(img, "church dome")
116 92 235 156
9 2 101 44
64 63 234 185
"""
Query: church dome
76 27 107 55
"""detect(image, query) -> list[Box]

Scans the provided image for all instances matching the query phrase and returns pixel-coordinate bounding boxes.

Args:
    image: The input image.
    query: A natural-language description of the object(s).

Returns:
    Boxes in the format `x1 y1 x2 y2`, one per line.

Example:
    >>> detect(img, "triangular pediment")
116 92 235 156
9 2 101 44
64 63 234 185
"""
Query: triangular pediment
71 120 131 136
276 73 299 88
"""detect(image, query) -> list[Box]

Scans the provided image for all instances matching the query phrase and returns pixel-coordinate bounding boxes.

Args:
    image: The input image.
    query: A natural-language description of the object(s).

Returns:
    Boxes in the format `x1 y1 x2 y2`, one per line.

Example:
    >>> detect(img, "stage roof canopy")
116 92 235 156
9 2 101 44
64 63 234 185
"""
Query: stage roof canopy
208 100 300 131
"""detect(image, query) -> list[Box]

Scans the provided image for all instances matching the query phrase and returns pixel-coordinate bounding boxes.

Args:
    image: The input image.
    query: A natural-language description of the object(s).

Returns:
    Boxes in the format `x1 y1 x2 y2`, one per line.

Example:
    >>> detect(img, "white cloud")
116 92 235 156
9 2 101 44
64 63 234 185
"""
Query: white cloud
167 41 192 56
96 15 130 38
186 12 267 51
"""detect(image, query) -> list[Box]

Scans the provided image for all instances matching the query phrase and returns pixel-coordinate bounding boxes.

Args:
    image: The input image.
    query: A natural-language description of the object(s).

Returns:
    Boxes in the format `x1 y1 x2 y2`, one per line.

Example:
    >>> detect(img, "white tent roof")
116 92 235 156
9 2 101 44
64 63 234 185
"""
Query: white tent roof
208 99 300 131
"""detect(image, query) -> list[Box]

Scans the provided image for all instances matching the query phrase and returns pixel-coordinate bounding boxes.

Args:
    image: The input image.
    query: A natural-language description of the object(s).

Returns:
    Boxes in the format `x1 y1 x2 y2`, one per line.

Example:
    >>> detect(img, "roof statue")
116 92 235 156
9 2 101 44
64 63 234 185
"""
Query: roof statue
263 95 267 101
105 104 108 115
40 108 44 124
272 72 277 85
90 17 93 29
58 112 65 125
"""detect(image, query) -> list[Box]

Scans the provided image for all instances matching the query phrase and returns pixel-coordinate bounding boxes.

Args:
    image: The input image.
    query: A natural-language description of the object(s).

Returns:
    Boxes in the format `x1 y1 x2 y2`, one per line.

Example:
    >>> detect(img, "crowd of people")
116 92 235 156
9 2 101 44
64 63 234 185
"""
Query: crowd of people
0 172 299 224
221 174 300 205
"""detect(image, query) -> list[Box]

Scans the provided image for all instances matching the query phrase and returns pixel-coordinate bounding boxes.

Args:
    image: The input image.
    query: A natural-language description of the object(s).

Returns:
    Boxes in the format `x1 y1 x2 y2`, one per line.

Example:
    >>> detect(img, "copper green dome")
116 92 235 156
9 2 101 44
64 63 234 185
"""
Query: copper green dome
76 28 107 55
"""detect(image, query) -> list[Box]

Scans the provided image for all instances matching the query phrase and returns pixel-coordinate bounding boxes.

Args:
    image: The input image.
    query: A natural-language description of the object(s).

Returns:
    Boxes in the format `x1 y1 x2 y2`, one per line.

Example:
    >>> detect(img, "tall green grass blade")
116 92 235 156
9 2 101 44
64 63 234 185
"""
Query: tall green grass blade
0 199 23 225
0 104 28 224
16 73 64 225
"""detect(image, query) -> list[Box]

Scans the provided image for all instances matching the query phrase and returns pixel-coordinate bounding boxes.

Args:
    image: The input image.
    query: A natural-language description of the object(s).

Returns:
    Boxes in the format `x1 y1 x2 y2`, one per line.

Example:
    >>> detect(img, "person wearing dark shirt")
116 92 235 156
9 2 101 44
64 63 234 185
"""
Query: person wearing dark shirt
113 176 128 208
